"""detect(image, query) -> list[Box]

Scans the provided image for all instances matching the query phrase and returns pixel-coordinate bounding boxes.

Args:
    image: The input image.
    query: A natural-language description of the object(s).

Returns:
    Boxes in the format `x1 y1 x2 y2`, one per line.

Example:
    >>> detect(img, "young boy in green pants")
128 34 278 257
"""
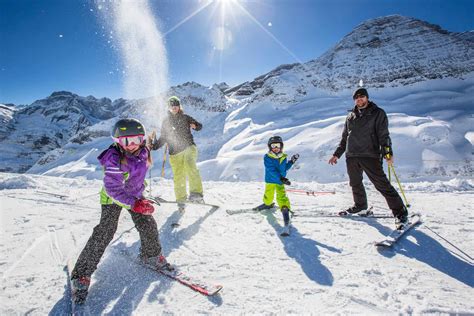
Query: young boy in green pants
254 136 299 232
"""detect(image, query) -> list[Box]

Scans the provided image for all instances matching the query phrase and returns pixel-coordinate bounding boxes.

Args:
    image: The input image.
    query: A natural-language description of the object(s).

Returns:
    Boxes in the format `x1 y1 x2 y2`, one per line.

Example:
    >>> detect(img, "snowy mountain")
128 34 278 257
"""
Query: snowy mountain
1 83 227 174
228 15 474 102
0 103 15 141
1 15 473 181
0 92 122 173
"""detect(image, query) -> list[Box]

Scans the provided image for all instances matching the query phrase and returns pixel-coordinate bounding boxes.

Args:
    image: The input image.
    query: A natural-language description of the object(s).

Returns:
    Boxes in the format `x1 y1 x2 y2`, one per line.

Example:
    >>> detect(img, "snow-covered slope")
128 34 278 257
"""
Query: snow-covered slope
1 173 473 314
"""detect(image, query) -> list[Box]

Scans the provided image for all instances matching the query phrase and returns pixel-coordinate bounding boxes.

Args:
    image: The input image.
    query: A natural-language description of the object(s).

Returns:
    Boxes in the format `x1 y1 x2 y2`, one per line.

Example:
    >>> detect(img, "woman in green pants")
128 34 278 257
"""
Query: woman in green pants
150 96 204 209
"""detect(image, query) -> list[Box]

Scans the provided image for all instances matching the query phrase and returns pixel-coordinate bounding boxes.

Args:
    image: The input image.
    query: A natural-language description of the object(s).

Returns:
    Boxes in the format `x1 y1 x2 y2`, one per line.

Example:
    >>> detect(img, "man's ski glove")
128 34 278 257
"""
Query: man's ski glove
280 176 291 186
290 154 300 164
382 139 393 159
132 199 155 215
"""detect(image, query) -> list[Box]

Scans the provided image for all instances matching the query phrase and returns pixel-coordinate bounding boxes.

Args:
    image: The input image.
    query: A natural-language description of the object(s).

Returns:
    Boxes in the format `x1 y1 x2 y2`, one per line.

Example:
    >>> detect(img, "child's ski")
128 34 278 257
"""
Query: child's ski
375 214 421 248
157 267 223 296
226 206 277 215
119 249 223 296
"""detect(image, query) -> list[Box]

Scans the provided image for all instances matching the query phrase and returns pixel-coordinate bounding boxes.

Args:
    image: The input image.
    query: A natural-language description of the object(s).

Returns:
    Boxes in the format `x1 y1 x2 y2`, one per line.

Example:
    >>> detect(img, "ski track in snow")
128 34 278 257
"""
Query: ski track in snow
0 173 473 314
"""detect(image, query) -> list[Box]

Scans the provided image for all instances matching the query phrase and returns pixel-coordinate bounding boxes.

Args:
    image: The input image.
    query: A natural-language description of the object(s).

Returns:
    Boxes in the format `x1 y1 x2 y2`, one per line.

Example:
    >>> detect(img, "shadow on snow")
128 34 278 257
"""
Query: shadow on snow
264 211 341 286
355 217 474 287
49 204 222 315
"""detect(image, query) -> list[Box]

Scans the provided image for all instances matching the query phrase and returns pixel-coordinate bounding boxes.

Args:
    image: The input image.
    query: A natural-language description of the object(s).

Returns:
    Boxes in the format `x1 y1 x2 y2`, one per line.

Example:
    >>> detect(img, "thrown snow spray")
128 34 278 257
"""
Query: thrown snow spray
97 0 168 130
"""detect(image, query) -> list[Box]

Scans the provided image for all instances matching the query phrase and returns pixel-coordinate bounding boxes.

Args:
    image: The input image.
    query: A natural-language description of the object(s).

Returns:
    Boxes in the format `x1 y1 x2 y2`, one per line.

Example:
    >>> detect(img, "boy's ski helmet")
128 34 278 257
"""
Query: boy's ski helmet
268 135 283 150
111 118 146 138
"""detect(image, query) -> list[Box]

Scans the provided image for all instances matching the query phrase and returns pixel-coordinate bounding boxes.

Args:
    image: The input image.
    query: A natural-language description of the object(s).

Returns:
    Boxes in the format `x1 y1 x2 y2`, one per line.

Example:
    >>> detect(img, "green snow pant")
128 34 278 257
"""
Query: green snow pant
169 145 203 203
263 183 291 210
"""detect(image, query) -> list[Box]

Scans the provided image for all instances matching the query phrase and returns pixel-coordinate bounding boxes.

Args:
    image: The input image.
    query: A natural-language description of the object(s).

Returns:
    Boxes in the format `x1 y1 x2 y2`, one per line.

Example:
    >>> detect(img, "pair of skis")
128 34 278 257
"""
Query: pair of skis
227 205 422 247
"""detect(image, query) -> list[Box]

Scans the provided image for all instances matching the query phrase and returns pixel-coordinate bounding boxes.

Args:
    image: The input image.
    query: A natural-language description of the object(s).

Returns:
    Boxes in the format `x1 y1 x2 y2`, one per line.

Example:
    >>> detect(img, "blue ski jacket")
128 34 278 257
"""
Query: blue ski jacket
264 152 294 184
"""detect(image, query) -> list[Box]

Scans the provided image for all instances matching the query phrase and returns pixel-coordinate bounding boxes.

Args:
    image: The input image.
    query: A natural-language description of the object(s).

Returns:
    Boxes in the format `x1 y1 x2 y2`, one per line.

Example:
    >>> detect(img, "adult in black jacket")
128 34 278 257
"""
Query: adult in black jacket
328 88 408 228
150 96 204 207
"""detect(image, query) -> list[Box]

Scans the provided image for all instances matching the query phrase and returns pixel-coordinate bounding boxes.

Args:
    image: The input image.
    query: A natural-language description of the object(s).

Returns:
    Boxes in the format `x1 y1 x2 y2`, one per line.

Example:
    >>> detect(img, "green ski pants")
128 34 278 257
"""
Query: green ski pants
169 145 203 203
263 183 291 209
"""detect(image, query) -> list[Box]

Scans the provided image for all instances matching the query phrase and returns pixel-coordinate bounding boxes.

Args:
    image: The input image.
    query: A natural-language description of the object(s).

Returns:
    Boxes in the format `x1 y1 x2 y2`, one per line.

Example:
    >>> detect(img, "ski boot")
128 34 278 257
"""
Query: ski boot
71 276 91 304
188 192 204 204
253 202 275 211
395 206 409 230
142 253 174 271
338 205 372 217
280 206 291 236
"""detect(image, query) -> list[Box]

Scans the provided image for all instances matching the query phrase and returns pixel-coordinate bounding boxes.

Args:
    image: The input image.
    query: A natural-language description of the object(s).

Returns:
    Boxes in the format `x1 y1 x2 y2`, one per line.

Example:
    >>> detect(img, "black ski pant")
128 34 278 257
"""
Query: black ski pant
346 157 405 218
71 203 162 279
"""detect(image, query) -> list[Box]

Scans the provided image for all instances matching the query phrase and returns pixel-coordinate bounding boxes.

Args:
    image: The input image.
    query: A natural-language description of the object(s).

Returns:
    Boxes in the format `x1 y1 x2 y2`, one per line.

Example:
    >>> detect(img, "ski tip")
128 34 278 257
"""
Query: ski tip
209 285 224 296
375 241 393 248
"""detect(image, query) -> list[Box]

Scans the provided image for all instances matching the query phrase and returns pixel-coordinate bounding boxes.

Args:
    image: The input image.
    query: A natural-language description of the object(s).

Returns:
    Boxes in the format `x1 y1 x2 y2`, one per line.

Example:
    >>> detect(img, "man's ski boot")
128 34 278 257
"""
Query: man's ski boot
253 202 275 211
280 206 291 237
188 192 204 204
338 206 372 217
142 253 174 271
395 206 409 230
71 276 91 304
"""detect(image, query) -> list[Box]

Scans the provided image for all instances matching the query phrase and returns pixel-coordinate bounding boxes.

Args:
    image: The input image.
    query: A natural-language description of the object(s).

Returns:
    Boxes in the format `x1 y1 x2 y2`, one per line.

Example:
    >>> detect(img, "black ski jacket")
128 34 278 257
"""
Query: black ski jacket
333 101 392 159
152 112 202 155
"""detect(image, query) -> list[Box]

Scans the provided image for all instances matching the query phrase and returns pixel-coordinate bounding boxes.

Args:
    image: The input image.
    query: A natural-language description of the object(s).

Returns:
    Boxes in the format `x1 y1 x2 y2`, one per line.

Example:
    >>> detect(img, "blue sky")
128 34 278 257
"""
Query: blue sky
1 0 473 105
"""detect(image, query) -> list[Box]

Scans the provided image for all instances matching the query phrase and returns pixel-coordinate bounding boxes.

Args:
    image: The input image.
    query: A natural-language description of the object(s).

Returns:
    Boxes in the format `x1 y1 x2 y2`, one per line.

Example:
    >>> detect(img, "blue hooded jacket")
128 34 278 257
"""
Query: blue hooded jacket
264 152 294 184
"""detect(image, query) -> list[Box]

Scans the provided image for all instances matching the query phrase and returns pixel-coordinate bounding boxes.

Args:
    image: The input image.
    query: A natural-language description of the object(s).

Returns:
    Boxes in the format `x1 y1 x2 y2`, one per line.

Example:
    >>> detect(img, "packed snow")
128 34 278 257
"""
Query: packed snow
0 173 473 314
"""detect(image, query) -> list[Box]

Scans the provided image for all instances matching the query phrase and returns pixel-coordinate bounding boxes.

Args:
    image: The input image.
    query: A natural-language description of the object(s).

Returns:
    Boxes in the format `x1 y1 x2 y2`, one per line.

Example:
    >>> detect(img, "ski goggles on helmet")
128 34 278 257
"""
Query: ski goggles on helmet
270 143 281 149
114 134 145 148
168 99 180 108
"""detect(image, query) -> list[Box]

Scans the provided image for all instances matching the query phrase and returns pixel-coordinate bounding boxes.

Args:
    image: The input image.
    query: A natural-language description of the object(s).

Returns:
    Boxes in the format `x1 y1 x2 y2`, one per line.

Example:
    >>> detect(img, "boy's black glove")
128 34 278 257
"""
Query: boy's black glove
280 176 291 186
290 154 300 163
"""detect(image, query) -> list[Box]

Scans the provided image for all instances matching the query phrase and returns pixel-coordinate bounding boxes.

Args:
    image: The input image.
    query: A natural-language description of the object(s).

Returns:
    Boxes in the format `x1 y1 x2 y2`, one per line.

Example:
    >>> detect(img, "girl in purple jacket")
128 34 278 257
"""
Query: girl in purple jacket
70 118 172 304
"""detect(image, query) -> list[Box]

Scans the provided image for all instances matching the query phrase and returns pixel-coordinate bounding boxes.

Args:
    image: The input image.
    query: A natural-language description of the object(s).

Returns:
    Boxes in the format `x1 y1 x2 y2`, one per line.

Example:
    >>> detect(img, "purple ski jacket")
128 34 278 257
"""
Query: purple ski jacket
98 145 149 207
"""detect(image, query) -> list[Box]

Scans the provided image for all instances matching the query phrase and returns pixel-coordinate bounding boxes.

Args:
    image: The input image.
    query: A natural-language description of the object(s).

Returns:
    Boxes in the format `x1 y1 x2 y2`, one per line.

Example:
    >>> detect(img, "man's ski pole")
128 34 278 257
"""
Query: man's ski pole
389 164 410 208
